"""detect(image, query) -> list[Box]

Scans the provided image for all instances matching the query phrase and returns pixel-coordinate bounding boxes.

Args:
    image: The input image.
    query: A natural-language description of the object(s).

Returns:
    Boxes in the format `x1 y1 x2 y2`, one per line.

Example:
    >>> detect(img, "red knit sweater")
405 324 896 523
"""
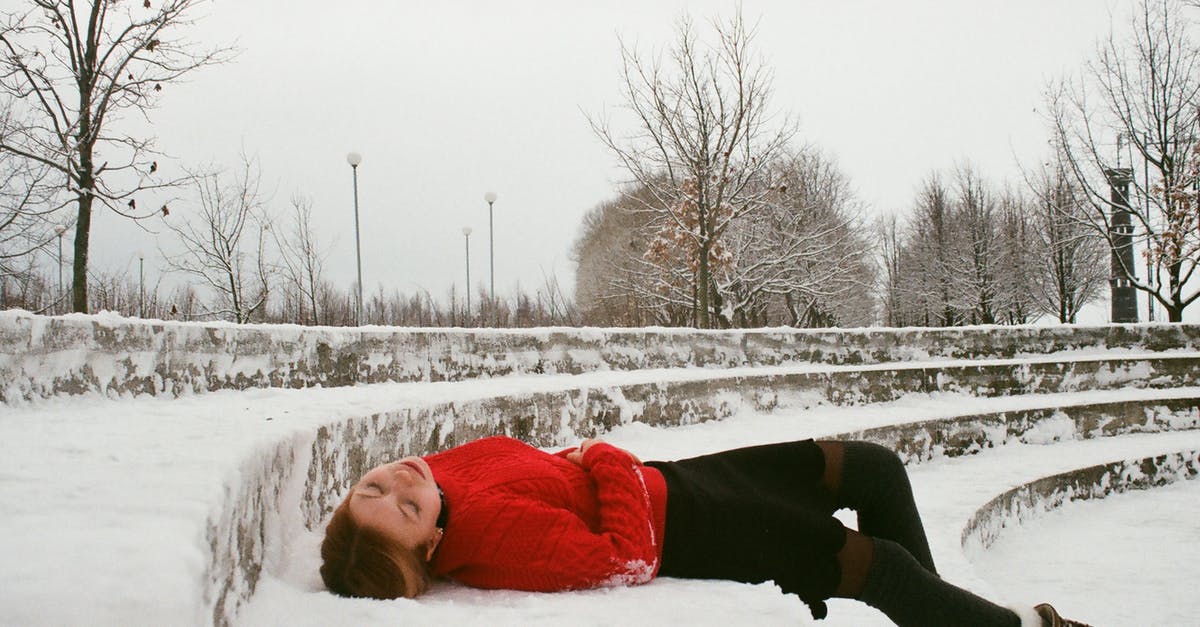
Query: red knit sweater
424 436 668 592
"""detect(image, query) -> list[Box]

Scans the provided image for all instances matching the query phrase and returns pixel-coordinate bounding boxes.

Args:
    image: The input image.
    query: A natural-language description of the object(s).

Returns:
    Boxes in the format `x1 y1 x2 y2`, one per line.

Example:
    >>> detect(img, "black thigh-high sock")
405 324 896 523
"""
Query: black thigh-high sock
839 441 937 573
859 537 1021 627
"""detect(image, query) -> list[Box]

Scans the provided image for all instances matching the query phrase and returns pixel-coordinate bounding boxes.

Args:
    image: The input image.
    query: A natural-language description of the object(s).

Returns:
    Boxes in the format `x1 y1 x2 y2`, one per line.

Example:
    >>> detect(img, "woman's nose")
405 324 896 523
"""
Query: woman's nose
368 468 396 493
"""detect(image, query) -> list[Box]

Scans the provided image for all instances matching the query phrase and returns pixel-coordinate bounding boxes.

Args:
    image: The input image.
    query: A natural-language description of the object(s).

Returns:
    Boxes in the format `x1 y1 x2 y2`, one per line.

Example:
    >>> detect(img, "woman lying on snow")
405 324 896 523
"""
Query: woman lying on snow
320 435 1089 627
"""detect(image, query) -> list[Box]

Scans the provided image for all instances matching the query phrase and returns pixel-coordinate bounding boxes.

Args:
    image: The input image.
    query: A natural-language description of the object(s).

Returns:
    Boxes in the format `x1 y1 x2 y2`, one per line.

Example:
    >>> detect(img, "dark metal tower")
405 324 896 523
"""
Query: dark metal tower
1103 168 1138 323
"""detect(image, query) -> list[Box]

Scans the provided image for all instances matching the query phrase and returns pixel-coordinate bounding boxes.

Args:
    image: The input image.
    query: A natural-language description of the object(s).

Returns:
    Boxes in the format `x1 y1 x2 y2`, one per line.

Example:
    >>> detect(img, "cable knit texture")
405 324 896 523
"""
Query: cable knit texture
425 436 667 592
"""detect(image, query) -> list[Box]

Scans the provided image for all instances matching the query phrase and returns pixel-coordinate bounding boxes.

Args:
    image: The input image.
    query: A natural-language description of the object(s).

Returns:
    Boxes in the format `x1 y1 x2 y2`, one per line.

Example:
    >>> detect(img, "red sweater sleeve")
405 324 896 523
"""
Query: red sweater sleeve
445 443 659 591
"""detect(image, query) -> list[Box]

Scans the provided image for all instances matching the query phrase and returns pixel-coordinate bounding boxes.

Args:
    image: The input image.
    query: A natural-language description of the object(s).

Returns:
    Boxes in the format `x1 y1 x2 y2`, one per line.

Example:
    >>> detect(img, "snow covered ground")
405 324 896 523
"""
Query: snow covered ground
2 313 1198 626
236 392 1200 627
2 379 1196 626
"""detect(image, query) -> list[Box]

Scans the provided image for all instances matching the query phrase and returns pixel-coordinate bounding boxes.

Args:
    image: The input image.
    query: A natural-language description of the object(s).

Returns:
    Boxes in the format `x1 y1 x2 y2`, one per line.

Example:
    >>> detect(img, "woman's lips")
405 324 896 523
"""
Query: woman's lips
401 460 426 480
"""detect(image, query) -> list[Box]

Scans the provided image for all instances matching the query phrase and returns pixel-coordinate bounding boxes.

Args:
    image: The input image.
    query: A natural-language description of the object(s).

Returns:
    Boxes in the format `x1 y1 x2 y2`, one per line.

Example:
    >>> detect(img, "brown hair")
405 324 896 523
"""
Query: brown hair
319 493 433 599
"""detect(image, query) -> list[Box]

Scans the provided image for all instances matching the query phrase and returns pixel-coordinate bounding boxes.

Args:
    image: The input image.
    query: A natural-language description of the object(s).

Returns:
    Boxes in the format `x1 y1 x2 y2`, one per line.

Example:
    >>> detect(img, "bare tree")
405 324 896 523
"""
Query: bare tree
719 150 874 327
273 193 328 325
877 212 909 326
573 184 683 326
994 186 1039 324
161 156 270 323
1024 157 1109 322
589 10 796 327
0 255 46 311
905 174 962 326
0 0 230 312
1050 0 1200 321
0 111 59 281
944 166 1005 324
574 150 873 328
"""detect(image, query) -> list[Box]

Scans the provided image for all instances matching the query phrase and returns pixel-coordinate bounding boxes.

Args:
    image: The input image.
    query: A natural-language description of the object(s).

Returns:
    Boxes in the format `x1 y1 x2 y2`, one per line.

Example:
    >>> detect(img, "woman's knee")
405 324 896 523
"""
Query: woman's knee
844 441 906 479
834 528 874 598
815 440 845 494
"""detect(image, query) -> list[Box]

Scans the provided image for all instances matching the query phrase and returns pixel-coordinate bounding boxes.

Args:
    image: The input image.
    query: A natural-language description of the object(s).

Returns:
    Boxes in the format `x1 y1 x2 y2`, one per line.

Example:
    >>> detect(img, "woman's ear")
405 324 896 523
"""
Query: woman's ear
425 527 444 562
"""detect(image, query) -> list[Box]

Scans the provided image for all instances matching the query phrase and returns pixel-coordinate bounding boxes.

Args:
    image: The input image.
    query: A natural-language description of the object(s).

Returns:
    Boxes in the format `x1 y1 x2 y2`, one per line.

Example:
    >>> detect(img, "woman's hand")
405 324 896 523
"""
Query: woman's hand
565 439 641 465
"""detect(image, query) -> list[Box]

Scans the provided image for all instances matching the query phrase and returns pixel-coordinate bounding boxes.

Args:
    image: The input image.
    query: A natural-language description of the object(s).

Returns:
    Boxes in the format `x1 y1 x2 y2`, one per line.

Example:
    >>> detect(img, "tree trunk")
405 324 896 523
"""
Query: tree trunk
72 193 92 313
1168 260 1183 322
697 241 711 328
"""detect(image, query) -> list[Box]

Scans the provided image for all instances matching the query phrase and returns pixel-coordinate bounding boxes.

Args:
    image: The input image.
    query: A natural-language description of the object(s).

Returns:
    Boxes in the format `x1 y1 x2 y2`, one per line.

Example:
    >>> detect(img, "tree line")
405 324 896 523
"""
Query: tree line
3 1 1199 328
575 0 1200 327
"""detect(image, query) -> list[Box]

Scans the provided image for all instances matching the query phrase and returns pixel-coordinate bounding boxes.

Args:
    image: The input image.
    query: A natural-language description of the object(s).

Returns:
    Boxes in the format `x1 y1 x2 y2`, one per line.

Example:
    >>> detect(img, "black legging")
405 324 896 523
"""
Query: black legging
648 440 1022 626
827 441 1021 627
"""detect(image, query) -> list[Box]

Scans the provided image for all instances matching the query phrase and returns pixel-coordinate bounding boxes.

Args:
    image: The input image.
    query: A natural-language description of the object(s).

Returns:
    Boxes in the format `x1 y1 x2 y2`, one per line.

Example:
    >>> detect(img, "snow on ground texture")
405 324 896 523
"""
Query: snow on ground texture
2 372 1198 625
975 478 1200 626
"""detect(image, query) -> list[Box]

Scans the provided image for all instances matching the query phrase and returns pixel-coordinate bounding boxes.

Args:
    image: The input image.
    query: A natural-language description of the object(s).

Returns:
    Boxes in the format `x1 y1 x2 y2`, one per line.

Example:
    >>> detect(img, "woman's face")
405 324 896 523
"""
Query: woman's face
349 456 444 560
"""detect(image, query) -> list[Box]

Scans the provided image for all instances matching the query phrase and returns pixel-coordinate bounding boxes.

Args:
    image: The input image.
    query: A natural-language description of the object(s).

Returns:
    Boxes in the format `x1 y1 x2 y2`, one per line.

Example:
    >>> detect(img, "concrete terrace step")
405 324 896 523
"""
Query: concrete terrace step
4 310 1199 402
236 404 1200 627
836 393 1200 463
4 377 1198 626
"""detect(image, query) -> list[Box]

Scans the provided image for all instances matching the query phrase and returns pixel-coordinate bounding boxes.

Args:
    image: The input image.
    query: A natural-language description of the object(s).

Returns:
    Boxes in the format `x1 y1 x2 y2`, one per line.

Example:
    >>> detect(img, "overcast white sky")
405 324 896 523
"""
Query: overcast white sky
89 0 1127 304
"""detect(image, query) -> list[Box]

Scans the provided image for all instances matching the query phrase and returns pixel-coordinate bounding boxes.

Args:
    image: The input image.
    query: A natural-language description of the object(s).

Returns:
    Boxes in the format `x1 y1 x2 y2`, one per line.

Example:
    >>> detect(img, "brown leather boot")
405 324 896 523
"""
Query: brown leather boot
1034 603 1093 627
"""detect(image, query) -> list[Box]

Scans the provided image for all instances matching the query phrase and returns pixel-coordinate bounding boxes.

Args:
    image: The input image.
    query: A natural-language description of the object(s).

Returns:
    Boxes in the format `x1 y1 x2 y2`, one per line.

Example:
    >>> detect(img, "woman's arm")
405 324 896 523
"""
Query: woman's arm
445 442 658 592
563 438 642 465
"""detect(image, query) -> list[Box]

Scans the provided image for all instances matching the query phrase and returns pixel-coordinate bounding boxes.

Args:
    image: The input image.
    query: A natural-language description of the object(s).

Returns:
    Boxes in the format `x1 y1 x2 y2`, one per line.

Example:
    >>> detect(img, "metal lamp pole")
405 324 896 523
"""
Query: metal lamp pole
55 225 66 313
462 226 473 321
484 192 497 319
137 251 145 318
347 152 364 325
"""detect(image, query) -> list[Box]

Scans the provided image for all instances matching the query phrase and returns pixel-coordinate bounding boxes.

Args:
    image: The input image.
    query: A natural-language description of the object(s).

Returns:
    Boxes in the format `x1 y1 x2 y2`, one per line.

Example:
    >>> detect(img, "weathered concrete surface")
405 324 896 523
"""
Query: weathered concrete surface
4 309 1200 402
838 398 1200 463
961 449 1200 553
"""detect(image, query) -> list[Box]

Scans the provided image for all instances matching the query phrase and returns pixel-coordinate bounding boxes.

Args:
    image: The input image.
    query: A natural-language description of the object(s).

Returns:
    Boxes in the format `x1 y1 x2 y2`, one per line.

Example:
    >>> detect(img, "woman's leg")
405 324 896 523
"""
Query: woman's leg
817 440 937 573
836 530 1023 627
822 443 1027 626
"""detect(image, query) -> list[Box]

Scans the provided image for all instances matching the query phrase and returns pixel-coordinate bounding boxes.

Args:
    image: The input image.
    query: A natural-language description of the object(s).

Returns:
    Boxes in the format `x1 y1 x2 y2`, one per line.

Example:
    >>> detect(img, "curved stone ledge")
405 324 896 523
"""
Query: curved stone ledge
960 449 1200 555
4 310 1199 402
837 397 1200 463
206 381 1200 624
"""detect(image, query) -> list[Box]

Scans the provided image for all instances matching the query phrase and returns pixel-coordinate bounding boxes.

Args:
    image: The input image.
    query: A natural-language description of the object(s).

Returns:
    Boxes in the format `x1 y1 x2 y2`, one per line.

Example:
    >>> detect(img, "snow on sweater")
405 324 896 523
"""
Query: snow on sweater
425 436 668 592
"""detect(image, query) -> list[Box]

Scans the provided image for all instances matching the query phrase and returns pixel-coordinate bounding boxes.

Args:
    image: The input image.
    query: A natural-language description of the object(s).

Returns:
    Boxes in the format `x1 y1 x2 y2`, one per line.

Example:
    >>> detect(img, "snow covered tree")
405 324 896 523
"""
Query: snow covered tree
574 150 873 328
994 187 1039 324
573 184 688 326
945 166 1003 324
903 174 961 326
0 0 229 312
719 150 874 327
1024 157 1108 322
877 212 909 326
589 10 796 328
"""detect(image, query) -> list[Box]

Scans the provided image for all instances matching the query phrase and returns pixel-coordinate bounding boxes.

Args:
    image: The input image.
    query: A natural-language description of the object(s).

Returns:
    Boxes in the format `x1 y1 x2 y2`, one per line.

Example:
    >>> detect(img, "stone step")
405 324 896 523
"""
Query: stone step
834 394 1200 463
5 310 1199 402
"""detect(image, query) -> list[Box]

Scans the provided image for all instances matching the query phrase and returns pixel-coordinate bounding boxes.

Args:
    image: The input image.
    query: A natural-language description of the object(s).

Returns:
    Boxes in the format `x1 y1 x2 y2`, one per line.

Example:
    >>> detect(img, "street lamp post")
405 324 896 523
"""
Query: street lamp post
484 191 497 307
136 251 145 318
54 225 67 313
462 227 473 322
347 152 364 325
